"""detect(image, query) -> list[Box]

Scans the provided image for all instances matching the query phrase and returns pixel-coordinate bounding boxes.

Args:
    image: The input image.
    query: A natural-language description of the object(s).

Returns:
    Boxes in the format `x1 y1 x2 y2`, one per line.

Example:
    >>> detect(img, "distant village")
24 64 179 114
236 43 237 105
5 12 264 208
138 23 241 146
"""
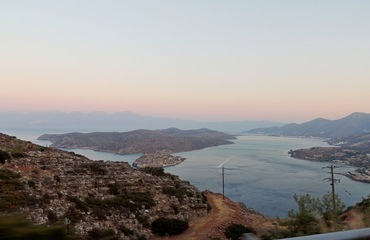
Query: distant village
132 150 186 168
289 147 370 183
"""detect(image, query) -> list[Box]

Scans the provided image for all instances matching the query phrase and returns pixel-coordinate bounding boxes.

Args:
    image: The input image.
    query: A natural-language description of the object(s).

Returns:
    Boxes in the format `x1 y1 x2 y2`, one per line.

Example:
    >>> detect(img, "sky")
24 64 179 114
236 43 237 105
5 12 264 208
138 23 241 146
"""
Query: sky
1 1 370 123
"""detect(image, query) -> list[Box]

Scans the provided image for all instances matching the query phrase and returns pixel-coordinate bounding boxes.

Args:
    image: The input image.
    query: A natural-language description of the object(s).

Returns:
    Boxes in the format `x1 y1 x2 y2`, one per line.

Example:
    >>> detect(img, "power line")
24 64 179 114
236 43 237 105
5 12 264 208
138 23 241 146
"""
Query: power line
323 165 341 211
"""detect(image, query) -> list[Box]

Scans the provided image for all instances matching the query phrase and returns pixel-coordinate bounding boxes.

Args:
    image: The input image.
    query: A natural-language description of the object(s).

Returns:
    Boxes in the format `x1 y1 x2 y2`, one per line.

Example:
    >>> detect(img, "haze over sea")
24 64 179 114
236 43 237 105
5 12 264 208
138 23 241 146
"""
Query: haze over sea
3 127 369 218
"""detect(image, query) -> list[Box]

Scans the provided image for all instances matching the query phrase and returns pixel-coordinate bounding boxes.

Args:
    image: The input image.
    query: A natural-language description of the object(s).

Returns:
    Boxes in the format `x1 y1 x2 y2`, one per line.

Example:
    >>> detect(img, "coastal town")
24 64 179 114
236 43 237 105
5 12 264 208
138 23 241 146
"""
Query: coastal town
289 146 370 183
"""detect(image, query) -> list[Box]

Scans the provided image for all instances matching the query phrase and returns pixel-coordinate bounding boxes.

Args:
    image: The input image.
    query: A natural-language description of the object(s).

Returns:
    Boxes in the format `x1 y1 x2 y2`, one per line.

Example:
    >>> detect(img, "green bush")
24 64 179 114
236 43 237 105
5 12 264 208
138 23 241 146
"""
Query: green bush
224 223 255 240
151 217 188 236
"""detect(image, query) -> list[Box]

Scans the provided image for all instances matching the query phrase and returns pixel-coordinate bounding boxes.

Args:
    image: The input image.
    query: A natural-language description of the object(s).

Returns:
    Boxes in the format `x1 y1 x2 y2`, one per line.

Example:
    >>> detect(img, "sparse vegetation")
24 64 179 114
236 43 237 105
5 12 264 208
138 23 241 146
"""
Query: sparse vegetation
0 169 37 212
0 149 11 164
162 185 192 203
265 193 347 239
118 224 134 236
139 167 167 176
10 143 25 158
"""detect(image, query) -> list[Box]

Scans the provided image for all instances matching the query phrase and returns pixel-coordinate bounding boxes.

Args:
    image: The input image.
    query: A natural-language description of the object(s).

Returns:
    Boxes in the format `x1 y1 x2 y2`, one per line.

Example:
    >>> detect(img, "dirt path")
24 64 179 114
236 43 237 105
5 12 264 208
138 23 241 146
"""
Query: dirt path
153 191 277 240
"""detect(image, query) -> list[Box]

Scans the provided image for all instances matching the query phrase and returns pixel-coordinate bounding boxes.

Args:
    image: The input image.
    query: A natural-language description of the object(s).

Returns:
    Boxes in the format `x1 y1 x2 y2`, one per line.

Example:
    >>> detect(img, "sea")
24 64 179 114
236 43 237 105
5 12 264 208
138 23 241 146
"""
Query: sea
2 126 369 218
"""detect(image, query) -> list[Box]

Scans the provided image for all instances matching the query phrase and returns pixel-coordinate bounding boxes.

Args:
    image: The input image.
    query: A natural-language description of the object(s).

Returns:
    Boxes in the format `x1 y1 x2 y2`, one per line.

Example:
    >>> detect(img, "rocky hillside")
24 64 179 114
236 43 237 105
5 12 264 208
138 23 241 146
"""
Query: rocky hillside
0 132 275 239
0 133 210 239
247 112 370 138
38 128 236 154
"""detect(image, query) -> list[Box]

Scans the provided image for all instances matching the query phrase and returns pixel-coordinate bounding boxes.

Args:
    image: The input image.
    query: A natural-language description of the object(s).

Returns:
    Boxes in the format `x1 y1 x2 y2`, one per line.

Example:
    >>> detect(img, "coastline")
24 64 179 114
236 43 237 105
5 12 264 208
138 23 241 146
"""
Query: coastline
132 150 186 168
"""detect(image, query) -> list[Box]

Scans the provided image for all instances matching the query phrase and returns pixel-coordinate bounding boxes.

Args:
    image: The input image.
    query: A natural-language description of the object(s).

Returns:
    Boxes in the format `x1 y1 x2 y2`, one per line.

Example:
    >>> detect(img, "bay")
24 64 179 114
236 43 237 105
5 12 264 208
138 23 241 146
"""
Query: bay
1 127 369 217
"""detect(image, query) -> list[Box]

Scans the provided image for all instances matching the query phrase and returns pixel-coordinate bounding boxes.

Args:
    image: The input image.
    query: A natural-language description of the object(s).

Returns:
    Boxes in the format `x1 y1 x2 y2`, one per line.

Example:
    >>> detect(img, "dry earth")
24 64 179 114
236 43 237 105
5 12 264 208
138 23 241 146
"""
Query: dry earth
154 191 278 240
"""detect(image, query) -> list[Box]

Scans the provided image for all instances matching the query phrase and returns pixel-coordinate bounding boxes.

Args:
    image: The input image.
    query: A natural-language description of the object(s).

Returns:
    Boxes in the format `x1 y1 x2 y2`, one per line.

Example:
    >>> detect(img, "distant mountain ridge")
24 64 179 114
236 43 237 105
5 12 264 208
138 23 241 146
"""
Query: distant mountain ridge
246 112 370 138
38 128 236 154
0 111 284 133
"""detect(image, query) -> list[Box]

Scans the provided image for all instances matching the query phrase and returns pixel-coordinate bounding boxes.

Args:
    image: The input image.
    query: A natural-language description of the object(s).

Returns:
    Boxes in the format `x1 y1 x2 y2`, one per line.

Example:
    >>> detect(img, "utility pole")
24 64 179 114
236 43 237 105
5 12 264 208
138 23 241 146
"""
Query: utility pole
323 165 341 211
222 166 225 199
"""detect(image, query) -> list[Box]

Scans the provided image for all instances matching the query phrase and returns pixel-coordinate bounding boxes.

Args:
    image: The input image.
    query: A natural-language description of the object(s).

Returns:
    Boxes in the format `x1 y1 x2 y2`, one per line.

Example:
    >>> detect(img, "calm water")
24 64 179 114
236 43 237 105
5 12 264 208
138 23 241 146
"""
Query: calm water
2 127 369 217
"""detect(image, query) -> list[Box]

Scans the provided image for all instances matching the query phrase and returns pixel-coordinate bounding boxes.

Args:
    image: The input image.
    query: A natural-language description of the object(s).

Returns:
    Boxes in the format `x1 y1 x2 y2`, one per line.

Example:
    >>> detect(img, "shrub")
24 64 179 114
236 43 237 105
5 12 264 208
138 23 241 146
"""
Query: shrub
68 196 89 212
0 150 10 164
10 144 25 158
171 203 179 214
151 217 188 236
137 214 150 228
224 223 255 240
0 169 20 180
28 180 36 188
82 162 107 175
162 186 191 202
64 207 83 223
118 224 134 236
0 169 29 212
139 167 166 176
47 210 58 224
108 183 119 195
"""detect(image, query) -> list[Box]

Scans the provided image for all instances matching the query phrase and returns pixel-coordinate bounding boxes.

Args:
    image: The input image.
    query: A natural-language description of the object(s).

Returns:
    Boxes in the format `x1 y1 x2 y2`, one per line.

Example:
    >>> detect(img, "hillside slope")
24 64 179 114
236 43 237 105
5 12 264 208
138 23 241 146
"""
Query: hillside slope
247 112 370 138
0 133 274 239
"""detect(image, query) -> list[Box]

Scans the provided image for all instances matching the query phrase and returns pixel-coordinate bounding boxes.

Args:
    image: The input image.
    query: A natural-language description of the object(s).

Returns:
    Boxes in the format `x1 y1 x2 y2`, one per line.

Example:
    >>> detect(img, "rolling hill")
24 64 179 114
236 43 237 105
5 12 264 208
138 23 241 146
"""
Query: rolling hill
246 112 370 138
38 128 236 154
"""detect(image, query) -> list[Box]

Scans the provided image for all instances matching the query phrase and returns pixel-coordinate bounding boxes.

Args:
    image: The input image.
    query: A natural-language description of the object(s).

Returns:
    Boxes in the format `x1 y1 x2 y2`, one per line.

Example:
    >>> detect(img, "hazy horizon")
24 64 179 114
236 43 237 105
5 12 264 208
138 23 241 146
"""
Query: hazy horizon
0 109 367 125
2 1 370 123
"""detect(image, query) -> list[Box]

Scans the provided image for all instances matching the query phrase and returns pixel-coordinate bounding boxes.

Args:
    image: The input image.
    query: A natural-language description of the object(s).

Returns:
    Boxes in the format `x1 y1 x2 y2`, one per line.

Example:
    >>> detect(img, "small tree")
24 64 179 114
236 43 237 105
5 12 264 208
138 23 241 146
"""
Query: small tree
281 194 320 237
316 193 345 230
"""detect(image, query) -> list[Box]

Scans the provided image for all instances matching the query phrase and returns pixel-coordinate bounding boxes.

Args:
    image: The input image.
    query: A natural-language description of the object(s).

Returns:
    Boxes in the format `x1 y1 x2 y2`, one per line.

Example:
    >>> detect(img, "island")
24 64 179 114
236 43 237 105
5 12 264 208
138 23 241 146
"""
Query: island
132 150 186 168
38 128 236 155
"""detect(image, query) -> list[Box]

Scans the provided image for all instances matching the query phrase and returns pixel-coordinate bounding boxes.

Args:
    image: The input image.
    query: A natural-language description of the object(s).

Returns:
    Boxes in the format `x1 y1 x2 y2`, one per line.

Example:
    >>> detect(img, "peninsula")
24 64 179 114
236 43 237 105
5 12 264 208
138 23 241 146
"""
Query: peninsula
246 112 370 184
38 128 236 155
289 133 370 183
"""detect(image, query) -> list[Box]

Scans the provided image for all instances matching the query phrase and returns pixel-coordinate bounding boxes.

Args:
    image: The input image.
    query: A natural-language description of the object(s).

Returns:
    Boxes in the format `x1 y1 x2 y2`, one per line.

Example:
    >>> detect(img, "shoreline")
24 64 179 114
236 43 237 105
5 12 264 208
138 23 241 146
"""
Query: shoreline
132 150 186 168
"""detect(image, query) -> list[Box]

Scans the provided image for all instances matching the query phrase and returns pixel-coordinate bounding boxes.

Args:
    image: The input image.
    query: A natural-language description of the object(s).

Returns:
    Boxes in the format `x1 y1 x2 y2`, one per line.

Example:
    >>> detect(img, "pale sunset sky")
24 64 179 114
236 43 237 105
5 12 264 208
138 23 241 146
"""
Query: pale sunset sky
1 1 370 123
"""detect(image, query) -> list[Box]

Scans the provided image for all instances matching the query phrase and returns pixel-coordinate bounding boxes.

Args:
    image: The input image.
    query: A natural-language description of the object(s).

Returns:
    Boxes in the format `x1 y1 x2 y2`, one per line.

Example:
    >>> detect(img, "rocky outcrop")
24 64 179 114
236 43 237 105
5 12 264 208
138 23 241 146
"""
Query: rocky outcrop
0 133 209 239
